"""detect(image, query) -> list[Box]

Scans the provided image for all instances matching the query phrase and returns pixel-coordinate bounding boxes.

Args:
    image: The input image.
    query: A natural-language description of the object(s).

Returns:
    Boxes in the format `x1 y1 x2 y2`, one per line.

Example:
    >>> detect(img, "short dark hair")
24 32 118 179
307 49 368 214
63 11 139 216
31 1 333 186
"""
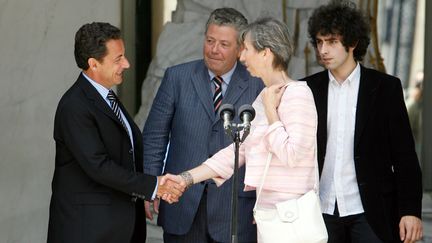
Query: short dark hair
205 8 248 45
74 22 121 70
307 1 370 61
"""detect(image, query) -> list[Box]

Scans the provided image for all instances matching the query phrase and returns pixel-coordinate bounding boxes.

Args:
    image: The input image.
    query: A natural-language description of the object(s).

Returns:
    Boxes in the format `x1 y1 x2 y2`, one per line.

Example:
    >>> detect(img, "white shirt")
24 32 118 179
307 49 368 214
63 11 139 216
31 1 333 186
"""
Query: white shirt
320 63 365 216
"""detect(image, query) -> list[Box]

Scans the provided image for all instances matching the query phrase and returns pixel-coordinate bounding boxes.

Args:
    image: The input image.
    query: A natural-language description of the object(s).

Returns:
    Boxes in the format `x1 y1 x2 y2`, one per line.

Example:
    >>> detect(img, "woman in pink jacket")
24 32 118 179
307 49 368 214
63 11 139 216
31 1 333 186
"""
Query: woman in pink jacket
165 16 318 236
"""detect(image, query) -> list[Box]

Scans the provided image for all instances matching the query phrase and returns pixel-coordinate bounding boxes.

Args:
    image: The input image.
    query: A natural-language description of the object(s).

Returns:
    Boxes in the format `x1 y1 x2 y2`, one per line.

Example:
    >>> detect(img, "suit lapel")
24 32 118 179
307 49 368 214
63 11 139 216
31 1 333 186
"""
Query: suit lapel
119 101 137 137
212 64 248 125
314 72 329 137
354 66 380 148
191 62 249 124
191 63 214 121
120 102 144 171
222 64 248 106
312 71 329 172
77 74 129 135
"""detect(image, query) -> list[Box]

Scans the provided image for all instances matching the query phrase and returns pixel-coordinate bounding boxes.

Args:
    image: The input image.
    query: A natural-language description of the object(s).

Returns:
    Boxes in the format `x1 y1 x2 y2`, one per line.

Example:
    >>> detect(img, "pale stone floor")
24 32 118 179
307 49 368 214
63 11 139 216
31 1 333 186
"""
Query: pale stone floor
146 193 432 243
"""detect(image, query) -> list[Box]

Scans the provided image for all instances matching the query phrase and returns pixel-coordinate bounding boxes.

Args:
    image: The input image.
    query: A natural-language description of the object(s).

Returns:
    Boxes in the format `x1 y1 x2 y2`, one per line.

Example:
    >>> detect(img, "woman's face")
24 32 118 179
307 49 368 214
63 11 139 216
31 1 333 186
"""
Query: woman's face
239 33 264 78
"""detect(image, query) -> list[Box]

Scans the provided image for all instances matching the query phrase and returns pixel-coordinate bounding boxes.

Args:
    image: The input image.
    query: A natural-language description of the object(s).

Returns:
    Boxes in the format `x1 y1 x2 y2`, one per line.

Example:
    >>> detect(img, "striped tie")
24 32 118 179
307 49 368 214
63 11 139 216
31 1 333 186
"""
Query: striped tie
107 90 130 137
213 76 223 114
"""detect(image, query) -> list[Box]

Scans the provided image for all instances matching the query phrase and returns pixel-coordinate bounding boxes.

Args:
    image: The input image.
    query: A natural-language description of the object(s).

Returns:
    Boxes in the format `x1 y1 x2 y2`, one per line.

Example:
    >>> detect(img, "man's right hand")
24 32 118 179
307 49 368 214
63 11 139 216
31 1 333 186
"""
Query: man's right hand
156 174 186 203
144 198 160 220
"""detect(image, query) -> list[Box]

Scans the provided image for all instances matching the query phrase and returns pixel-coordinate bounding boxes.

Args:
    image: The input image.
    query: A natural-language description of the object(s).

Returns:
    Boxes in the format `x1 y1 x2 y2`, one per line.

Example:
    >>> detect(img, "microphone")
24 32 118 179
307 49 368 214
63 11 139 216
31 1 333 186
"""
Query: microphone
238 104 255 134
219 104 235 131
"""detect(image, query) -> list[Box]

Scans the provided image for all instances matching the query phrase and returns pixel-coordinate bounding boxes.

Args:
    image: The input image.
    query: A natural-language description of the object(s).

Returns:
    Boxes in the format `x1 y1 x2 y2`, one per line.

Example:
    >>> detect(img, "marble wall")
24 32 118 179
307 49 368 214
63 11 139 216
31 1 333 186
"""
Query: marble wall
0 0 121 242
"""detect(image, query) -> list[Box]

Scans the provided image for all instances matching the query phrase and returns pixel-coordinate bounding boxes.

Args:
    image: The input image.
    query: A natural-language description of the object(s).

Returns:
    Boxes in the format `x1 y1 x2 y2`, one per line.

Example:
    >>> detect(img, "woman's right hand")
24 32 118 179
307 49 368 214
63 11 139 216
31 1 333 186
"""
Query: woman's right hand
262 83 286 124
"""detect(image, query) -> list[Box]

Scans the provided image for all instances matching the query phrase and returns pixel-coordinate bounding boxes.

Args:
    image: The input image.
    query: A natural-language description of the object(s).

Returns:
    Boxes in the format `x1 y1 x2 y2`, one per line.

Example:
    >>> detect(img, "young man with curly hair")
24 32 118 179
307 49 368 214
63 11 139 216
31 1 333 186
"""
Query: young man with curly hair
303 1 423 242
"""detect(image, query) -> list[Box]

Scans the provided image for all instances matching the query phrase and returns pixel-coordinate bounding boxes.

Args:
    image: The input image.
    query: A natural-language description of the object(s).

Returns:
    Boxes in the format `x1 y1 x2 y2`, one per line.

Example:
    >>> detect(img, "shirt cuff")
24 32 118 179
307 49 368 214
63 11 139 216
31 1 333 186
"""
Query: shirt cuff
151 177 158 200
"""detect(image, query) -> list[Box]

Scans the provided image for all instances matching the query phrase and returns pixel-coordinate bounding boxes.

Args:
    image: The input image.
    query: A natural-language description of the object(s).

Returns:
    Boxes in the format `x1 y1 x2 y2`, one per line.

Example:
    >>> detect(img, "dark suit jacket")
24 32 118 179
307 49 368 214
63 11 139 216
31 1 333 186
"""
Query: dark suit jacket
48 74 157 243
143 60 264 242
304 65 422 242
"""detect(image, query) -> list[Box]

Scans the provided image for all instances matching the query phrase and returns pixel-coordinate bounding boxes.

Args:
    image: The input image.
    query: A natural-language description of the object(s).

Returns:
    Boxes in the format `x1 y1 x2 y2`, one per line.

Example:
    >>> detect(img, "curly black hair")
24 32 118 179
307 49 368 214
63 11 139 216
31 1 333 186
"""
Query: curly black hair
74 22 121 70
307 0 370 61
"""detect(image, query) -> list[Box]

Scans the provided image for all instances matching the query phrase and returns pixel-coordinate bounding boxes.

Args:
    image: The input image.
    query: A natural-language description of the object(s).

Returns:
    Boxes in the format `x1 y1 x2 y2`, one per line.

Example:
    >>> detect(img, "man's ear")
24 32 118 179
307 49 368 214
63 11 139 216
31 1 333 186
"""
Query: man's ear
88 58 98 70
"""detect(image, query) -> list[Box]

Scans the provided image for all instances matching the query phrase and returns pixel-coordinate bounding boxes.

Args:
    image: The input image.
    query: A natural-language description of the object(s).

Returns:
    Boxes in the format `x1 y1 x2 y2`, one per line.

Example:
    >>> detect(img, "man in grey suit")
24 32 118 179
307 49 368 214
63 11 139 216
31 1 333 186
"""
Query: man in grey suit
143 8 264 243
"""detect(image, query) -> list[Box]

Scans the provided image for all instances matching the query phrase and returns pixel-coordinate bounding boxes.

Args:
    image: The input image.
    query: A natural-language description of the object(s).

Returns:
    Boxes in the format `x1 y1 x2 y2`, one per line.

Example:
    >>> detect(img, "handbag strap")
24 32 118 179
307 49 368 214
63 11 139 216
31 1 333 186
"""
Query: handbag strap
254 153 272 210
253 147 320 210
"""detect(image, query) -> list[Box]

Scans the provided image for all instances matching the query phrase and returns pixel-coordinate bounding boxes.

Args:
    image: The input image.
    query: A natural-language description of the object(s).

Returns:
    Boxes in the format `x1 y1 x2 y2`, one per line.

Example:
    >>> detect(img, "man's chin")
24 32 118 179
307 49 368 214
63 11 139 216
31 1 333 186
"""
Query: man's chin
205 58 222 65
206 64 223 74
114 78 123 85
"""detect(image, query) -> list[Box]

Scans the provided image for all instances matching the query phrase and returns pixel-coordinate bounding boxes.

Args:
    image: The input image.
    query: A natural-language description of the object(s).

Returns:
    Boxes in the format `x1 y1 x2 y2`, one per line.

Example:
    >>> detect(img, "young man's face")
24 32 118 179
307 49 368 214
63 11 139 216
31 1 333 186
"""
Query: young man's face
315 33 355 72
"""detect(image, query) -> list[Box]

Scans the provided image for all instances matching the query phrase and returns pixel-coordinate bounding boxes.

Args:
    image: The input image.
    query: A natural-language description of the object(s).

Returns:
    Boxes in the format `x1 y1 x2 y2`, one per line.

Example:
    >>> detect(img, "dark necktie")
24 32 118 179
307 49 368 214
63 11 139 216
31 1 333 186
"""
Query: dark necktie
213 76 223 114
107 90 130 137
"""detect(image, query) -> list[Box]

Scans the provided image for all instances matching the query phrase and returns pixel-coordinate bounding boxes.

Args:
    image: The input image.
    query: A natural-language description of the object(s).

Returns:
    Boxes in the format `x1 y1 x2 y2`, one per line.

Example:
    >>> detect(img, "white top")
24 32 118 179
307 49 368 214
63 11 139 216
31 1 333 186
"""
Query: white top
204 82 317 209
320 63 365 216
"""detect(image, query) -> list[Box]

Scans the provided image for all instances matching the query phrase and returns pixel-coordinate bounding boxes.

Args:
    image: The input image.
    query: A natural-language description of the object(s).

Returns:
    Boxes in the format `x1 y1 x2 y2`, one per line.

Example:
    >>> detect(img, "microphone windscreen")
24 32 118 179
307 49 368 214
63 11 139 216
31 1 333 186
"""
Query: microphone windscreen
219 103 235 120
239 104 255 122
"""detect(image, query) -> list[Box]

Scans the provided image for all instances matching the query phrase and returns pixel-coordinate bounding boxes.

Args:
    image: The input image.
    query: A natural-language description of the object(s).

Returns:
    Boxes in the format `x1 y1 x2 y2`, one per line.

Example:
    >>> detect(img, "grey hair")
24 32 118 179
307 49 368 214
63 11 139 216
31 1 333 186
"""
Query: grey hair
240 17 293 72
205 8 248 45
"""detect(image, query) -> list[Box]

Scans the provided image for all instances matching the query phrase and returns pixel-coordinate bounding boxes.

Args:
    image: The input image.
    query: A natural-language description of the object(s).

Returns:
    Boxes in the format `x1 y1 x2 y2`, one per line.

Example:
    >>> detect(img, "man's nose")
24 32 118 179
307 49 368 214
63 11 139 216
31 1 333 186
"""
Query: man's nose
123 57 130 69
319 44 328 54
211 43 219 53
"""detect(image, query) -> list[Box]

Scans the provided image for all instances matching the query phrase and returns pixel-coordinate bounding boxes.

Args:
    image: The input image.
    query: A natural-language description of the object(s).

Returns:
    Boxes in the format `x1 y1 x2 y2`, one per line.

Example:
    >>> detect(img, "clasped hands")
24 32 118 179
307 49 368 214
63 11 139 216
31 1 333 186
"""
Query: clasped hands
156 173 191 204
146 173 191 220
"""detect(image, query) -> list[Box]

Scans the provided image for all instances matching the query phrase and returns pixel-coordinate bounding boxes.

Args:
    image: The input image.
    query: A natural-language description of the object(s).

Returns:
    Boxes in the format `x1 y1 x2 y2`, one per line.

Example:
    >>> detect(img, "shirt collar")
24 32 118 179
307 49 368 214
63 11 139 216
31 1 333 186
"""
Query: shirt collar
328 62 361 86
82 72 110 99
208 61 237 85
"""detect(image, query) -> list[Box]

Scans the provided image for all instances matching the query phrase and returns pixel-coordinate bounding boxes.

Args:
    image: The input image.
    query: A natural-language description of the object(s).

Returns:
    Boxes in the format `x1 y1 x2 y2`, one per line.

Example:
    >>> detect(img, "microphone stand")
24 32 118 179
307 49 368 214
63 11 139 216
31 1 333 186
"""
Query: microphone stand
226 123 249 243
219 104 254 243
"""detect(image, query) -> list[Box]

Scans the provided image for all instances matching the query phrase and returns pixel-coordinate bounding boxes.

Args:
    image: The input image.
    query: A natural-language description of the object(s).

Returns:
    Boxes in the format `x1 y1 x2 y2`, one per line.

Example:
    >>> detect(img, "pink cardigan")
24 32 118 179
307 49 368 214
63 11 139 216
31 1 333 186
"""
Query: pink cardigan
204 81 318 207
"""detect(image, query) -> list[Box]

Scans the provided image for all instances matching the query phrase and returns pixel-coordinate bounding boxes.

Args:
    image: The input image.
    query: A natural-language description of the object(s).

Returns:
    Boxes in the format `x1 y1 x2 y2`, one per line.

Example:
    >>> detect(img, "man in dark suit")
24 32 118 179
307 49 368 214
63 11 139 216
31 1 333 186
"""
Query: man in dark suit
142 8 264 243
303 2 423 243
48 22 184 243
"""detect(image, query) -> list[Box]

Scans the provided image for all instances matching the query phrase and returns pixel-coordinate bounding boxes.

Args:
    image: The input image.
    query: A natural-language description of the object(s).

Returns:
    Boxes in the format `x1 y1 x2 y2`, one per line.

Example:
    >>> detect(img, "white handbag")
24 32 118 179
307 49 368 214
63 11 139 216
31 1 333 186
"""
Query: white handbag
253 153 328 243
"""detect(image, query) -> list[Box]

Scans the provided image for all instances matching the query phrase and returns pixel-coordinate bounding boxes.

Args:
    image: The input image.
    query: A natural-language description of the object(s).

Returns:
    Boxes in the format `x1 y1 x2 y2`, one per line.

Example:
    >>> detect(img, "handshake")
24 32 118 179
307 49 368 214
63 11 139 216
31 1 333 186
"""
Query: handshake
146 172 193 220
156 172 193 204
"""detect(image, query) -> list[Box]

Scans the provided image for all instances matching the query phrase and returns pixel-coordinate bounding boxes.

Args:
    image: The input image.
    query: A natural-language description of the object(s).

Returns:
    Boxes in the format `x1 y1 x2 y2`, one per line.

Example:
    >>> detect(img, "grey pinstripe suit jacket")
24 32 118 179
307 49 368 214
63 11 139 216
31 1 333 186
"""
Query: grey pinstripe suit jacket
143 59 264 242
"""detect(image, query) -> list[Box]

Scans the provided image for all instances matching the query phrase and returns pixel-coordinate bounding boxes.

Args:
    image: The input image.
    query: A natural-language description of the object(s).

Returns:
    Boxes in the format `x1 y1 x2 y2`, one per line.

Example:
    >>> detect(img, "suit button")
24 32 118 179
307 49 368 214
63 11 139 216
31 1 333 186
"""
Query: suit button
129 148 133 154
208 154 213 158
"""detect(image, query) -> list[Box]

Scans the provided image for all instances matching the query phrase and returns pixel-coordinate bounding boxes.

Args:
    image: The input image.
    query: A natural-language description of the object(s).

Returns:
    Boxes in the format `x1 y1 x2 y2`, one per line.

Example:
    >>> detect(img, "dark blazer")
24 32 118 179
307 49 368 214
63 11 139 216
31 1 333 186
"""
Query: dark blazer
48 74 157 243
304 65 422 242
143 60 264 242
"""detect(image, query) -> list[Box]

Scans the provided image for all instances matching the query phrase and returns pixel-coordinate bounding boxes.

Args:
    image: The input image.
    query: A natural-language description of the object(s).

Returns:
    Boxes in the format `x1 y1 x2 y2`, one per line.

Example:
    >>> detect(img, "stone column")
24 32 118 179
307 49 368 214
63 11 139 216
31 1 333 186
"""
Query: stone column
120 0 137 114
422 0 432 191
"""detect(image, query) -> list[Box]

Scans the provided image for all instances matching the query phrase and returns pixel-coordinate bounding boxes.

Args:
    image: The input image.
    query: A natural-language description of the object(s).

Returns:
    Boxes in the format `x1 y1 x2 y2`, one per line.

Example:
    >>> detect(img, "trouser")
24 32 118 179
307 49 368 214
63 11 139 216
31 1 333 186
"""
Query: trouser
163 189 220 243
131 200 147 243
323 203 383 243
